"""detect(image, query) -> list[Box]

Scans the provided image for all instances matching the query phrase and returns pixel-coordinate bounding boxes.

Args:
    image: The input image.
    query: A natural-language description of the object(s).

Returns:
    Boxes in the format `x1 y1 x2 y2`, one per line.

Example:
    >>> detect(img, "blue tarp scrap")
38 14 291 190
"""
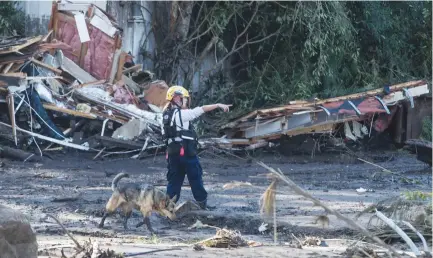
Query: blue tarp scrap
27 88 65 140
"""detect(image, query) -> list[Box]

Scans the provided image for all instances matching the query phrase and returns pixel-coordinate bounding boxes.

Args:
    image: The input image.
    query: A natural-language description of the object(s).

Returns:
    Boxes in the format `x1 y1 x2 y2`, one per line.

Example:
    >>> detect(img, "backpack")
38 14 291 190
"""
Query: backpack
162 108 198 156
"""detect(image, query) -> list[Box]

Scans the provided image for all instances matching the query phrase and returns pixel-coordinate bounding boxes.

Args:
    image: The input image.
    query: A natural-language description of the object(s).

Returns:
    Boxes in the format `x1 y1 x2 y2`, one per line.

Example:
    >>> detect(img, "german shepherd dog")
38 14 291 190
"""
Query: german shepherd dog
98 173 177 234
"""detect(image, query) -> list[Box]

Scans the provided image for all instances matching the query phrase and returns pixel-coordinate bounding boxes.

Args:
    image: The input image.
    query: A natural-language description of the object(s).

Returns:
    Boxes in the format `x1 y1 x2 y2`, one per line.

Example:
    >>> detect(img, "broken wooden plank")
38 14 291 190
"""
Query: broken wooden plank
109 49 122 84
30 57 63 74
1 72 26 78
75 90 161 127
115 51 127 81
131 136 150 159
122 64 142 74
57 51 97 83
74 12 91 43
91 110 128 124
90 7 118 37
0 35 43 55
7 62 24 73
2 63 14 74
57 2 90 12
42 30 53 42
42 104 97 119
122 74 140 94
314 80 427 106
0 121 89 151
6 94 17 146
76 79 106 88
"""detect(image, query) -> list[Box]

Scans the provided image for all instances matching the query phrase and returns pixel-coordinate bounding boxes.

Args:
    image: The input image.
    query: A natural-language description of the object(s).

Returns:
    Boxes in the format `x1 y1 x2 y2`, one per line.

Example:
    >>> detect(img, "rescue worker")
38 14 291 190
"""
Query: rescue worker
162 85 231 210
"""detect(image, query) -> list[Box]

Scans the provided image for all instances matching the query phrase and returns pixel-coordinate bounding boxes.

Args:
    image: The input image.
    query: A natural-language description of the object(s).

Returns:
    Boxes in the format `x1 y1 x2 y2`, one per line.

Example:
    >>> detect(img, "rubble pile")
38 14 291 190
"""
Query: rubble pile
0 3 169 160
220 80 431 151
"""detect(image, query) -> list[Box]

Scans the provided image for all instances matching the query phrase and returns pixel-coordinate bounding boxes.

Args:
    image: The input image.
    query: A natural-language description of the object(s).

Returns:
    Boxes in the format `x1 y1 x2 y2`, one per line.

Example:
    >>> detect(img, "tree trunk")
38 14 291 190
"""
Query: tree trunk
152 1 195 85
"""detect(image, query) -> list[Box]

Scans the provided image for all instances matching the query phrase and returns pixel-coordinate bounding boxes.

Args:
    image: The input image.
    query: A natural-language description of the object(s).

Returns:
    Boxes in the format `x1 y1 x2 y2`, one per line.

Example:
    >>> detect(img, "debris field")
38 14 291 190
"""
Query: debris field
0 2 431 258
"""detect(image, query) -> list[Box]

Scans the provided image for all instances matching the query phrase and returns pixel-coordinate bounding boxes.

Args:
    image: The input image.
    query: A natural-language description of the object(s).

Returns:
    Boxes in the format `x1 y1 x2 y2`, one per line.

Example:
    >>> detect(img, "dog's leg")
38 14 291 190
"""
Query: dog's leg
123 209 132 230
98 212 111 228
143 216 156 234
137 210 157 234
135 220 144 228
99 194 121 229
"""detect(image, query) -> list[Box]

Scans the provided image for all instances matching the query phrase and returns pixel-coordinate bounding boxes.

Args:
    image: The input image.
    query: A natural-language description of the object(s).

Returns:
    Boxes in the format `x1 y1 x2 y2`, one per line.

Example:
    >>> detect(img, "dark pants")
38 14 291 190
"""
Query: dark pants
166 154 207 203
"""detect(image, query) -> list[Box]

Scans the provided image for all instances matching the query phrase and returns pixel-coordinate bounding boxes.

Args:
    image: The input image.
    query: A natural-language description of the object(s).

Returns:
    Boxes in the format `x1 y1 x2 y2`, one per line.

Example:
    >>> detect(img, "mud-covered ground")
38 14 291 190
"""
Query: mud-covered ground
0 149 431 257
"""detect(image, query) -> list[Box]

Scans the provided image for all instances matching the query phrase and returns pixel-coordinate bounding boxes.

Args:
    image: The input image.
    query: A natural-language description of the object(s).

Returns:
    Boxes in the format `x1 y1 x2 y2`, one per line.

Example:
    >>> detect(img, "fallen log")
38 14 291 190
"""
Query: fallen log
0 145 42 162
52 193 81 202
405 139 432 166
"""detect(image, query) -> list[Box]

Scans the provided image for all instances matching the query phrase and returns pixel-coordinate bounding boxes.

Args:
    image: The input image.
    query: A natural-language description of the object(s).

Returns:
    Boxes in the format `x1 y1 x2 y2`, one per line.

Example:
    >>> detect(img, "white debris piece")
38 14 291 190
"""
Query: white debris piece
258 222 268 232
356 187 367 194
188 220 205 230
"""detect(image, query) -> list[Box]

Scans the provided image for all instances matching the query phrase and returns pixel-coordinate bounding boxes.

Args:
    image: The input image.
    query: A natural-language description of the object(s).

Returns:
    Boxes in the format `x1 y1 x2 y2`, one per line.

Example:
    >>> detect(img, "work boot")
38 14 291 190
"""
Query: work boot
197 199 216 211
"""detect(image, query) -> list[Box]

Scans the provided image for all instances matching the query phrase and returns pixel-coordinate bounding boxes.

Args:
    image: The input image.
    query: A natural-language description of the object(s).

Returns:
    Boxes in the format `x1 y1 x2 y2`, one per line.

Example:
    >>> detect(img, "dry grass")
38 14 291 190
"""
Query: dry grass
259 177 277 217
345 245 379 258
189 220 261 249
201 228 249 248
222 181 253 190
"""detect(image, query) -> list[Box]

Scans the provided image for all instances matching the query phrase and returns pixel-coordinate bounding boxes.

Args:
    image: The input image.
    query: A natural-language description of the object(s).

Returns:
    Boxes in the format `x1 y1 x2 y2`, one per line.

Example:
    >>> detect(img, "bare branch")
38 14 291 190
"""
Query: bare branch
46 214 82 250
185 6 236 47
187 2 217 41
375 210 421 256
257 162 403 258
231 2 259 54
401 221 429 253
185 23 214 45
207 28 281 74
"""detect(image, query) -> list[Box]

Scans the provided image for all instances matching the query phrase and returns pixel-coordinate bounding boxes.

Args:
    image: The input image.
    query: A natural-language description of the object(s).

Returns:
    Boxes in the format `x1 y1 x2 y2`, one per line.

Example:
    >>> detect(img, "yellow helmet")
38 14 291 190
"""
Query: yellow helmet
166 85 190 101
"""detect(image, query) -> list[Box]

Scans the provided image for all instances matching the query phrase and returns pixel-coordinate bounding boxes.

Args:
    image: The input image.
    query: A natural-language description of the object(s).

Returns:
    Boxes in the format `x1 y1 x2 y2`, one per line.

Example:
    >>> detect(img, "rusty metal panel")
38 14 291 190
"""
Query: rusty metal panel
405 97 432 140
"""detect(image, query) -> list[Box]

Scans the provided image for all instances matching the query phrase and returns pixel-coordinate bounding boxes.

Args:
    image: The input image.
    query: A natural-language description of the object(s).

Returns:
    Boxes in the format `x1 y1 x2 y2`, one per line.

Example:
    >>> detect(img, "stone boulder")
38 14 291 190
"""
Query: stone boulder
0 204 37 258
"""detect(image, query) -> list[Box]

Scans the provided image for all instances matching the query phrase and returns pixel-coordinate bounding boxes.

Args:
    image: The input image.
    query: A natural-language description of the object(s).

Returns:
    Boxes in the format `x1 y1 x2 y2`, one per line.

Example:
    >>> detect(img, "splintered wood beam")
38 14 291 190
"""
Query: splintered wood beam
30 58 63 74
6 94 17 146
42 104 97 119
0 121 89 150
0 35 43 55
122 64 142 74
76 79 106 88
314 80 426 105
116 52 127 81
2 63 14 74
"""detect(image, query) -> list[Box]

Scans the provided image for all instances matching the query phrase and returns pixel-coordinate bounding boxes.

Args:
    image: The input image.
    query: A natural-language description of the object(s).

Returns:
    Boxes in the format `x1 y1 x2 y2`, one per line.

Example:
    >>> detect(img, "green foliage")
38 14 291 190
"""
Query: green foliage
403 191 432 202
421 116 432 142
0 1 25 36
152 1 432 124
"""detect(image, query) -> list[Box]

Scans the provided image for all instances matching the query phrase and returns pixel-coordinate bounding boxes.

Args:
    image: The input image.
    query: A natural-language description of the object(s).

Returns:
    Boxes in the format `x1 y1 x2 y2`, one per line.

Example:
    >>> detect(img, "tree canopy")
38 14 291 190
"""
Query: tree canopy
147 1 431 121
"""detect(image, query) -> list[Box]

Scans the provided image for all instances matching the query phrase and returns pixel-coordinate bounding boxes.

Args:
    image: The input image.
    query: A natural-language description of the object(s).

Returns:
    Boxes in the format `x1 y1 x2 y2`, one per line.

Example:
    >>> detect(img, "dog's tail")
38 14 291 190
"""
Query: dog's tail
111 172 129 191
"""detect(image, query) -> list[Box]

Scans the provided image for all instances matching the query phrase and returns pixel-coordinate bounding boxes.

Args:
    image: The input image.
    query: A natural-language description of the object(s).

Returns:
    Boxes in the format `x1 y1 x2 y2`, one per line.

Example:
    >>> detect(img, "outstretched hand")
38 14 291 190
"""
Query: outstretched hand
217 104 232 112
